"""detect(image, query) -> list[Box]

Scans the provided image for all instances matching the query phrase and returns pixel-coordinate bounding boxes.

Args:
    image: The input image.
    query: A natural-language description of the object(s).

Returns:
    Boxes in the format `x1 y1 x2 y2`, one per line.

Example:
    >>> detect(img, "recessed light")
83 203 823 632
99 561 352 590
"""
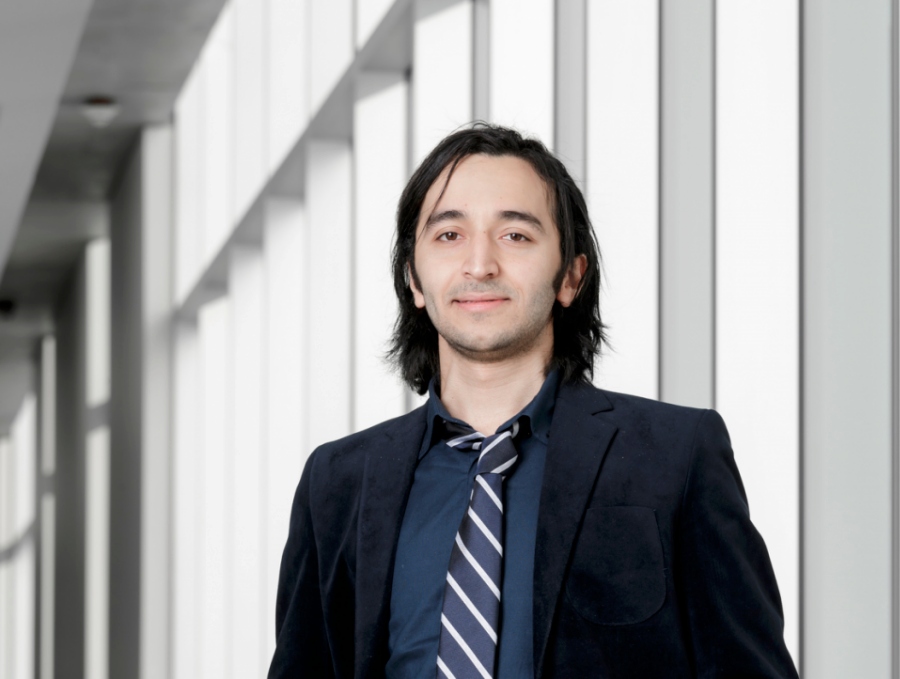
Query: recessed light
80 95 120 128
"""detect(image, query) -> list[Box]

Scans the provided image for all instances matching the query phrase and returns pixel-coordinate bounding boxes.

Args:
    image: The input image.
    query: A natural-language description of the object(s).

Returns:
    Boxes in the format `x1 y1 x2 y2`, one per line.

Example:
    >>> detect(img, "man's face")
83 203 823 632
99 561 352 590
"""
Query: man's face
410 154 581 363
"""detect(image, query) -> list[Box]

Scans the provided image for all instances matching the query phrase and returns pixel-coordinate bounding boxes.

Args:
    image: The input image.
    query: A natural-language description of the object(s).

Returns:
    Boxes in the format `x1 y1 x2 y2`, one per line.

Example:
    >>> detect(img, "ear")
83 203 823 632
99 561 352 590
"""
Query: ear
408 263 426 309
556 254 587 308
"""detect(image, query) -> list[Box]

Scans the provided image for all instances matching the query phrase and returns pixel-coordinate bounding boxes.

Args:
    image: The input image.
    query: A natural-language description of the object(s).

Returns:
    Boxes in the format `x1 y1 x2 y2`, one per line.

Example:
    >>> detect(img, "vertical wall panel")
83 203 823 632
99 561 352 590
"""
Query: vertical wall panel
353 73 408 432
659 0 714 408
175 66 205 302
585 0 659 398
716 0 800 662
306 141 353 450
0 438 10 679
40 493 54 679
263 198 308 662
85 240 110 409
267 0 309 173
233 0 267 221
356 0 395 47
139 125 173 679
228 245 266 677
39 336 56 679
198 297 231 679
201 5 236 265
555 0 587 183
803 1 894 675
310 0 353 113
84 426 109 679
172 321 200 679
12 396 36 679
14 541 35 679
412 0 473 165
84 237 110 679
489 0 554 143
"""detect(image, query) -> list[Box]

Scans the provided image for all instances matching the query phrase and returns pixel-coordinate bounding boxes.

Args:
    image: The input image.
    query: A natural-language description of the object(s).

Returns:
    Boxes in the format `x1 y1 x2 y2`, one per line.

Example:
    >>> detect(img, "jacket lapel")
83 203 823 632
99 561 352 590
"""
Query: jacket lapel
355 407 427 677
533 383 617 678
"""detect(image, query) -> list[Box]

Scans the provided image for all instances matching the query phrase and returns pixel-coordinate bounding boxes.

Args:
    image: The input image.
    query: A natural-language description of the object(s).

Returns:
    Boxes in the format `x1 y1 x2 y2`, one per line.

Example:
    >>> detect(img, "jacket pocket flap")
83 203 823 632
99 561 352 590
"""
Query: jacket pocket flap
564 505 666 625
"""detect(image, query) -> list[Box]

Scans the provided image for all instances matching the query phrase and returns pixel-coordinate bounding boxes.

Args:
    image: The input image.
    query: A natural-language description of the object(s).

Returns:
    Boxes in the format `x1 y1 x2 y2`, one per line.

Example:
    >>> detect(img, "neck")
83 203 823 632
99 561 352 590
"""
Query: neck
437 333 553 434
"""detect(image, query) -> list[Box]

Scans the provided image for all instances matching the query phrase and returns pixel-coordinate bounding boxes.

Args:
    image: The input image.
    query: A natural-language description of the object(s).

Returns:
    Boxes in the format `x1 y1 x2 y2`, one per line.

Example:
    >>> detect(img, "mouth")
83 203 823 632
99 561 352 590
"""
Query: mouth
453 296 508 312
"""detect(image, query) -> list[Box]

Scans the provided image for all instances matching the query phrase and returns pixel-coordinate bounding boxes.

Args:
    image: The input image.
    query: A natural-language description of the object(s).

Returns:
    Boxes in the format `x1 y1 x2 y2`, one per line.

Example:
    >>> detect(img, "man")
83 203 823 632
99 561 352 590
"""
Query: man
269 125 798 678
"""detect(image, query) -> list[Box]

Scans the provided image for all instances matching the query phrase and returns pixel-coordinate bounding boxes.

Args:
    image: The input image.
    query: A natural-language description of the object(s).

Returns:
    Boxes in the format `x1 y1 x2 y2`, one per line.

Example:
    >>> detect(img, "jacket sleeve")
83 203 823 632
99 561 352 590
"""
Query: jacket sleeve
268 450 335 678
677 409 798 678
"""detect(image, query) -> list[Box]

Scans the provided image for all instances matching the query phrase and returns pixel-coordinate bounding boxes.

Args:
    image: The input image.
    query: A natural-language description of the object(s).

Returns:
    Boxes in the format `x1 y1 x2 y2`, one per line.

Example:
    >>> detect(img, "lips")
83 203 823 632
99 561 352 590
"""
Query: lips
454 296 508 311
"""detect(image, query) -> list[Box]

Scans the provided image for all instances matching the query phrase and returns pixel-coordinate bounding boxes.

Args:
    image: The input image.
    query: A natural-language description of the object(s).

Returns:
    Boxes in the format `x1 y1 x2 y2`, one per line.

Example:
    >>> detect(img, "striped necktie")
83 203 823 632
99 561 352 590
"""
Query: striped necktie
436 419 522 679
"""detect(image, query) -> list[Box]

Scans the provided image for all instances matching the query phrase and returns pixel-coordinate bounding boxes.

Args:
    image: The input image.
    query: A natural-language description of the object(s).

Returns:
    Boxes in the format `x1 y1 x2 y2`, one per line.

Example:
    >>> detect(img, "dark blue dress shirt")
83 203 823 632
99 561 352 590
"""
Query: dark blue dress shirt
386 371 560 679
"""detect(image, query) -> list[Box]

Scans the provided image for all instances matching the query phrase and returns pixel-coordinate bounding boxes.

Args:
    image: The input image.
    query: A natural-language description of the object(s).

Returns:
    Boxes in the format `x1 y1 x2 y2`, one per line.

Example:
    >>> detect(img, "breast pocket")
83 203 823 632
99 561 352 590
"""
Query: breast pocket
564 506 666 625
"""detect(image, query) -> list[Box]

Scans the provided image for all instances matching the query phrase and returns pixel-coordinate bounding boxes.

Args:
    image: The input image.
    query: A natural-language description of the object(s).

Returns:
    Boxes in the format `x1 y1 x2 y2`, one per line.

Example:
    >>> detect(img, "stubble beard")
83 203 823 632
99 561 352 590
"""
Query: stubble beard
424 284 557 363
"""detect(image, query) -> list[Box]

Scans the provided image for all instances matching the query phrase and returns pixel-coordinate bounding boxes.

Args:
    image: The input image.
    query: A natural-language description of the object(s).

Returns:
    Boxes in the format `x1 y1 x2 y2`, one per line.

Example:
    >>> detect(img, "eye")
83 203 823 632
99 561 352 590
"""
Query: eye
504 232 530 242
437 231 460 242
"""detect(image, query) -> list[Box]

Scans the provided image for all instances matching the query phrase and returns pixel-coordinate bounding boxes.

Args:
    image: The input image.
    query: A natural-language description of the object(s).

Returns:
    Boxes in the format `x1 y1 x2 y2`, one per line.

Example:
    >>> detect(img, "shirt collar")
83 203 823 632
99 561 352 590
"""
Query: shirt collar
418 369 560 459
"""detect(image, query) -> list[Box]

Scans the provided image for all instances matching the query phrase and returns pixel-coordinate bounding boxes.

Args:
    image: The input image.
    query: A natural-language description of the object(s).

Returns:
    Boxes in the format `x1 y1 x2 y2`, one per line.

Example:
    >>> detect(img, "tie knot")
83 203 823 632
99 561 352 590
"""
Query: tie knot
442 420 522 478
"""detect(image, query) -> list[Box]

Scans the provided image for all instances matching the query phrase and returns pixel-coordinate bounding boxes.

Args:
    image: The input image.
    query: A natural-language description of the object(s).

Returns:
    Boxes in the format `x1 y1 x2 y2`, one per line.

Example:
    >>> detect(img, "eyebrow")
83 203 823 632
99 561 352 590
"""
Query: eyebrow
423 208 546 233
424 209 465 228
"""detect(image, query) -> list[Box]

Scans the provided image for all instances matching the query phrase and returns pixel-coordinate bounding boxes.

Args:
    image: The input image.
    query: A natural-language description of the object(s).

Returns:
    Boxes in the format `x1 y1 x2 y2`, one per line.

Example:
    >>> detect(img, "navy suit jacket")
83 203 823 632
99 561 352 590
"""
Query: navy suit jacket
269 382 798 678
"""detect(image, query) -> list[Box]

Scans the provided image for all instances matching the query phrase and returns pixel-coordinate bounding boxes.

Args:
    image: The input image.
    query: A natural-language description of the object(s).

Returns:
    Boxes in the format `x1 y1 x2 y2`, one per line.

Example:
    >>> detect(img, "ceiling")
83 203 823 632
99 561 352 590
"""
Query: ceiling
0 0 225 431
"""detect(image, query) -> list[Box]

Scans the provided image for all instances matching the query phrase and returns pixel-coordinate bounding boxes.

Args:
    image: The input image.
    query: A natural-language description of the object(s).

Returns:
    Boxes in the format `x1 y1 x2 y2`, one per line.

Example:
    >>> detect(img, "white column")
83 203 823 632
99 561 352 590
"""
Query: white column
84 426 109 679
40 491 54 679
140 125 174 679
585 0 659 398
201 5 236 265
489 0 554 143
412 0 473 165
228 244 266 676
233 0 267 221
353 73 408 432
715 0 800 663
12 395 36 679
356 0 395 47
306 140 353 450
84 239 110 679
266 0 309 173
172 320 201 679
310 0 354 113
174 65 205 303
0 437 11 679
198 297 232 679
39 335 56 679
263 198 308 661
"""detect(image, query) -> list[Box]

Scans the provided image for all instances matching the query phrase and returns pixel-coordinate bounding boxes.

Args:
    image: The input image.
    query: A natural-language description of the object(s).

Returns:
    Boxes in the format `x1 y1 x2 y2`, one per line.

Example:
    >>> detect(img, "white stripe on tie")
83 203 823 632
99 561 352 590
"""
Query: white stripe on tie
446 573 498 643
468 507 502 554
441 614 492 679
447 431 486 448
475 476 503 511
489 455 517 476
437 656 458 679
478 431 511 459
455 534 501 599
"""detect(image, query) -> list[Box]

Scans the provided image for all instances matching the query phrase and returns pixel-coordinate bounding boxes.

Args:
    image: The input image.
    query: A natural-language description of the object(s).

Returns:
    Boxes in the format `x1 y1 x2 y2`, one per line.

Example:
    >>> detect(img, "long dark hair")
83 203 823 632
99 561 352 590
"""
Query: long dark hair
388 123 606 394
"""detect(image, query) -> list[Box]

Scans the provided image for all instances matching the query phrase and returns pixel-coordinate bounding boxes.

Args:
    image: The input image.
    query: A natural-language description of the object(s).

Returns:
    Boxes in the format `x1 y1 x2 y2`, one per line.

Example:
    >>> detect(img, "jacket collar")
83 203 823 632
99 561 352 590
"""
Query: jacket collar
355 405 427 677
533 382 617 678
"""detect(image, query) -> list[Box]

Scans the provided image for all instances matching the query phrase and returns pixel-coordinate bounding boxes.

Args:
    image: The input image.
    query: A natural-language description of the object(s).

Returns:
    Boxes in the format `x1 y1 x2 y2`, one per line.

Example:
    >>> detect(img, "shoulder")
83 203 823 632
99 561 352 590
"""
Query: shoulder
560 381 722 440
304 404 428 486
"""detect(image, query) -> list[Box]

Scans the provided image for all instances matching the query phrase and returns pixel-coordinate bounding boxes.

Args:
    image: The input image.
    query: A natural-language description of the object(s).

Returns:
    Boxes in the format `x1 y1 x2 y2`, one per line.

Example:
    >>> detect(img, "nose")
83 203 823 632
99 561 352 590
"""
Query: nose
463 233 499 280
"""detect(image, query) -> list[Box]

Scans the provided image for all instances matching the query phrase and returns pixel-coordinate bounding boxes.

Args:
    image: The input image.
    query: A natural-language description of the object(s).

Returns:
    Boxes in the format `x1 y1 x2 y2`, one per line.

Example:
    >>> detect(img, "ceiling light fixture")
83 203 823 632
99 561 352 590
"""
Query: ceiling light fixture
80 95 120 128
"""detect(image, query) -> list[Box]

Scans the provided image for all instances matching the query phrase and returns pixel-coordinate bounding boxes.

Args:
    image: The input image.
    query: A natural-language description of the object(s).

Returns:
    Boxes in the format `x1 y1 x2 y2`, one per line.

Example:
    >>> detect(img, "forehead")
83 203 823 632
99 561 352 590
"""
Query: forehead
418 154 554 226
